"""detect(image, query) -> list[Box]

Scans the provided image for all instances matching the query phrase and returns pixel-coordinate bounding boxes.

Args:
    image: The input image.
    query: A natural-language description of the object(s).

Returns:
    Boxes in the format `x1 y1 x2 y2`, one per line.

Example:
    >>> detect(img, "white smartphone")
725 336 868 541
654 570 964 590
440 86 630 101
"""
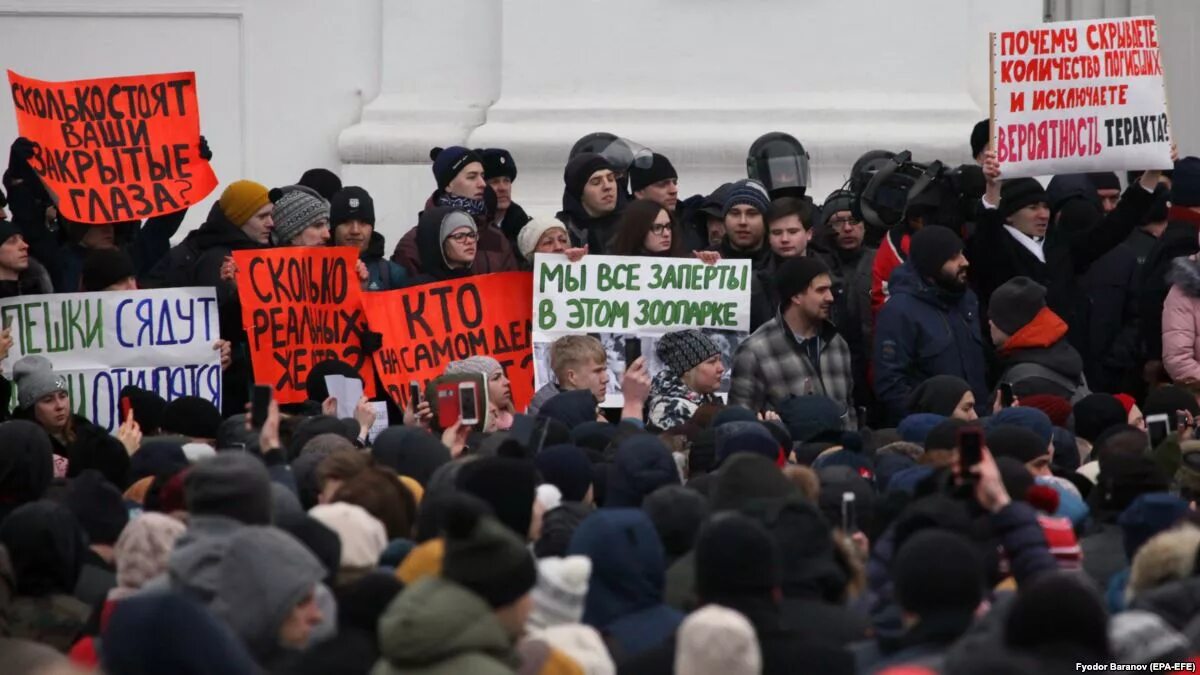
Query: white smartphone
458 381 479 426
1147 413 1170 449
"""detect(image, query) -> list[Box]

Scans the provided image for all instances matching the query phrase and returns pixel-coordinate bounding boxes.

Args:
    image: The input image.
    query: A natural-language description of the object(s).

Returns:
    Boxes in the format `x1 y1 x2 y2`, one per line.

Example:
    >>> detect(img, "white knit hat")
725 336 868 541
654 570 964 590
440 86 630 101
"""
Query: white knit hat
114 512 187 592
538 624 615 675
675 605 761 675
517 217 569 259
528 555 591 630
309 502 388 570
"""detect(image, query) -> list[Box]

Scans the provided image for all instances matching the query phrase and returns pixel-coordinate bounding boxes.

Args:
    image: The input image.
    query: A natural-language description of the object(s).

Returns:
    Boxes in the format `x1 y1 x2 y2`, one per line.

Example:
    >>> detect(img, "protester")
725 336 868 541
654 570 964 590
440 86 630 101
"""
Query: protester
330 186 411 291
989 276 1089 401
717 179 772 271
0 219 52 298
558 152 622 252
516 217 572 268
647 330 724 431
607 199 686 258
528 335 609 417
629 153 680 213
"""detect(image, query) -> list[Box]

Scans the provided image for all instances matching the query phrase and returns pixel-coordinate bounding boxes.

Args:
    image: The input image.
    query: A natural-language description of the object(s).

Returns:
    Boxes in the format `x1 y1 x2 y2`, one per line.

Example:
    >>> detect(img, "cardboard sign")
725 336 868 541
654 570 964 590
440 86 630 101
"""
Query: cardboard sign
531 254 751 407
7 70 218 224
362 272 534 412
0 287 221 431
990 16 1172 177
233 246 376 404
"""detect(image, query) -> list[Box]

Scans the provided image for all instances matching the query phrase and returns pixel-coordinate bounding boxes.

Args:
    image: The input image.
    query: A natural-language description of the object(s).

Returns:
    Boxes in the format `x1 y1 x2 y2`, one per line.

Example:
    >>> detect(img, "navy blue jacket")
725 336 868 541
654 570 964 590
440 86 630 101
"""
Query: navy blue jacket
873 262 988 426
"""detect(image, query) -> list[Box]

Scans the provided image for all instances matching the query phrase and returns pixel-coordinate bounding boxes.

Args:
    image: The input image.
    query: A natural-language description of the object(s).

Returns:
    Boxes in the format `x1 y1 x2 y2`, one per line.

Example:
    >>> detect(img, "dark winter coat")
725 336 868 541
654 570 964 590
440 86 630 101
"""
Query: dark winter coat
359 231 410 291
557 191 623 254
56 209 185 292
496 201 533 250
995 307 1089 401
392 191 519 277
1081 227 1156 392
0 257 53 299
30 413 131 489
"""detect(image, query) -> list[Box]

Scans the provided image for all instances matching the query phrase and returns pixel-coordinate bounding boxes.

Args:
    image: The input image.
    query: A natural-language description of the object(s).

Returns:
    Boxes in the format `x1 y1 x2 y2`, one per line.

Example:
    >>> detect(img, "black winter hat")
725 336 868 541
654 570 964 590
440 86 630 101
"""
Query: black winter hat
184 453 273 525
985 425 1049 464
711 453 797 512
119 386 167 435
1005 571 1110 658
457 457 539 539
442 495 537 609
1096 448 1168 513
629 153 678 193
909 225 964 280
563 153 614 200
371 426 452 487
329 186 375 228
906 375 972 417
777 395 845 444
988 276 1047 335
430 146 483 191
641 485 708 561
925 418 970 453
81 247 136 292
65 469 129 545
1000 177 1049 220
161 396 222 440
298 168 343 201
695 511 782 601
892 529 984 616
275 511 341 585
0 420 53 519
478 148 517 182
1087 172 1121 192
534 444 593 503
775 256 831 309
128 439 189 484
305 358 362 403
1072 394 1128 443
1170 157 1200 207
970 119 990 158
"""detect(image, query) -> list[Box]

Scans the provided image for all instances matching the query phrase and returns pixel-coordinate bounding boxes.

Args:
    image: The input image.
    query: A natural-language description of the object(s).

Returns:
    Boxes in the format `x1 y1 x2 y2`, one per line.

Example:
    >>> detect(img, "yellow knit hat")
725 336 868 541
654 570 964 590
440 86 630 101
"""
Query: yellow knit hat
396 538 444 585
398 475 424 505
218 180 270 226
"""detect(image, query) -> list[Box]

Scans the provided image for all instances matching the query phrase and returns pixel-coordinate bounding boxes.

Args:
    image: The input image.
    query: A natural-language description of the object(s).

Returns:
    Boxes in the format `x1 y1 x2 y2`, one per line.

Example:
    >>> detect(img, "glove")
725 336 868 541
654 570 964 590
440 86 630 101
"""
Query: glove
9 137 37 168
360 330 383 356
199 135 213 162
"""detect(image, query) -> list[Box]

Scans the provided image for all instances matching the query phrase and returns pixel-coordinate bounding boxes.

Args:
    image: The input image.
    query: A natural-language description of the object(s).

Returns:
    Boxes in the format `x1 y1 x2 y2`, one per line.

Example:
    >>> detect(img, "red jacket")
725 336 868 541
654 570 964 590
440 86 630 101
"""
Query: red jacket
871 228 910 318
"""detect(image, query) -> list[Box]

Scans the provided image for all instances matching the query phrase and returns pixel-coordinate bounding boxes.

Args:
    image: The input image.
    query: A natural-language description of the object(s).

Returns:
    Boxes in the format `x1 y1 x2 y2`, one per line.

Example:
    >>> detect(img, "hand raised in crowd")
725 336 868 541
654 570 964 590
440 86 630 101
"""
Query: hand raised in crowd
956 445 1011 514
621 356 651 420
355 259 369 284
564 246 588 263
693 250 721 266
219 256 238 282
322 396 337 418
0 326 12 363
116 410 142 456
757 410 780 423
354 395 376 439
441 420 471 458
213 340 232 371
198 134 213 162
982 149 1002 205
1175 409 1195 443
258 399 282 452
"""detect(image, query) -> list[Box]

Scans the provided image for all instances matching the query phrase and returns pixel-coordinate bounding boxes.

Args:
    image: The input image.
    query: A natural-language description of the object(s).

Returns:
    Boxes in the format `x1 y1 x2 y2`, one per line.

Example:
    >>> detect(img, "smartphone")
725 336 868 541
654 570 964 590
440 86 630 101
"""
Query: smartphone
999 382 1014 408
957 427 983 471
251 385 272 428
841 492 858 534
1176 411 1189 431
408 381 421 409
1148 413 1171 449
458 381 479 426
624 338 641 366
119 396 133 423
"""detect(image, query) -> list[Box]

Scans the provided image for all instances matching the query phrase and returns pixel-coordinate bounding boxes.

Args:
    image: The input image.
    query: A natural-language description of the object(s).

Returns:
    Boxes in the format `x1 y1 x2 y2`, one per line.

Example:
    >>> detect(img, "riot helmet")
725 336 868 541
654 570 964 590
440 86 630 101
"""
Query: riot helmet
746 132 811 198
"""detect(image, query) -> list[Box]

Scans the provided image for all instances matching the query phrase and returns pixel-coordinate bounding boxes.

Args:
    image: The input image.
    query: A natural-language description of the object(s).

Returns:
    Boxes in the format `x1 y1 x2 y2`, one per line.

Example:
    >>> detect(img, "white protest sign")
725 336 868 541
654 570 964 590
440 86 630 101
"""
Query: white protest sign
0 287 221 431
991 16 1172 178
532 254 751 407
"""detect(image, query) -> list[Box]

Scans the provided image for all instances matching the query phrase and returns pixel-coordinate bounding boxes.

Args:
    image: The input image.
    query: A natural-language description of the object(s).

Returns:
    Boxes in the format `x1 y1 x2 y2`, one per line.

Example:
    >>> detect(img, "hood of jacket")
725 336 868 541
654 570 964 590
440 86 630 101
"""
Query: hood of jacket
557 191 622 249
376 576 516 669
568 508 668 628
605 435 680 508
1046 173 1101 215
1168 257 1200 299
182 202 261 254
0 500 87 597
415 206 475 281
998 309 1084 382
1129 575 1200 633
167 514 244 603
361 230 388 261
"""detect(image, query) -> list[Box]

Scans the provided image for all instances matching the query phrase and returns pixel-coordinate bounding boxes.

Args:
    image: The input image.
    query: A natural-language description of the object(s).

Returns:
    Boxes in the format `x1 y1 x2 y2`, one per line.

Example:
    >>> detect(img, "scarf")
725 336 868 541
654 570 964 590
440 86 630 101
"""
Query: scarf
436 192 486 217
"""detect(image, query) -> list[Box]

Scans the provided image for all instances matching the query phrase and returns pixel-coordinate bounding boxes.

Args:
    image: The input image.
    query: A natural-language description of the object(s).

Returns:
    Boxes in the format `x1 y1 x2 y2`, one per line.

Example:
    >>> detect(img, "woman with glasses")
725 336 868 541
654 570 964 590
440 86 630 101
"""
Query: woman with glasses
412 207 481 282
607 199 688 258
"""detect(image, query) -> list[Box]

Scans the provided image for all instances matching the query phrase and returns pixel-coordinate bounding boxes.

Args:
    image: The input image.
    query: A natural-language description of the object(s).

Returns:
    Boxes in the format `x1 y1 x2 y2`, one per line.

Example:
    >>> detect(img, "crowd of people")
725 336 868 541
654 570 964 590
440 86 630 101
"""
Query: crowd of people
1 120 1200 674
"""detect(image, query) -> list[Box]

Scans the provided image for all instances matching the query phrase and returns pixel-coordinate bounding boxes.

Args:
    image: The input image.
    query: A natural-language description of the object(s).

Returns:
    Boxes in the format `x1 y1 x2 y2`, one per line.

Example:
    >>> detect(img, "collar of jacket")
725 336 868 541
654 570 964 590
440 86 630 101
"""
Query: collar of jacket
774 310 839 346
998 306 1068 354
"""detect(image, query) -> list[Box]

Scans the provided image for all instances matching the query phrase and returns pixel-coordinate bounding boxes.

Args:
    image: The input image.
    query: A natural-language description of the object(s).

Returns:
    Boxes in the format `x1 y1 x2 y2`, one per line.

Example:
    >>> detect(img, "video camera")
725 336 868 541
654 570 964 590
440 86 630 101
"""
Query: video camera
851 150 980 233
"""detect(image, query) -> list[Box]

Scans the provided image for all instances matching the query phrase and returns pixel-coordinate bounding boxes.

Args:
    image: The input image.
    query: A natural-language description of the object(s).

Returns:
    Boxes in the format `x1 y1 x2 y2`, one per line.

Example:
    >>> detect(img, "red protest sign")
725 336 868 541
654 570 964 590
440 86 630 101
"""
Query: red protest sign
362 272 534 412
233 246 376 404
7 70 218 224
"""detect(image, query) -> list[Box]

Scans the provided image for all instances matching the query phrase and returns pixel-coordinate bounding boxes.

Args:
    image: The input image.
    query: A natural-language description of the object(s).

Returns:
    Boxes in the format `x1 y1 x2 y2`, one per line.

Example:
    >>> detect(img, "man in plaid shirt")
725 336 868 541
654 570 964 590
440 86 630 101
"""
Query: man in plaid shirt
729 256 857 430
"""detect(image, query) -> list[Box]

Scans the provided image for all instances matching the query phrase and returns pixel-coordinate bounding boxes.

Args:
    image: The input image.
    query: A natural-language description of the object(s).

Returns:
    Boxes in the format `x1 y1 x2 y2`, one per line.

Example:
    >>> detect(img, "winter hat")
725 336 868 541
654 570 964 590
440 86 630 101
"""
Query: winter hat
674 605 761 675
1128 526 1200 600
81 247 136 291
1037 475 1090 526
712 405 757 428
696 511 782 600
892 529 984 616
371 426 452 487
906 375 972 417
988 276 1047 335
711 454 797 512
820 188 857 229
457 457 538 538
925 418 970 452
270 184 329 245
478 148 517 182
540 390 600 430
989 406 1054 446
161 396 223 440
218 179 270 226
538 624 617 675
641 485 708 560
120 386 167 435
305 358 361 403
777 395 845 444
276 512 342 585
897 413 945 445
775 256 831 308
184 452 273 525
65 469 129 545
985 426 1049 464
0 420 53 517
437 210 477 246
298 168 342 201
722 179 771 217
1073 394 1129 443
329 186 375 228
1170 156 1200 207
1000 177 1049 220
309 502 388 571
101 592 259 675
908 225 964 280
714 420 780 468
535 444 594 502
970 119 990 158
13 355 66 410
655 329 720 376
442 498 537 609
290 416 358 458
605 435 679 508
1004 572 1109 658
1096 449 1169 513
0 500 87 596
517 217 569 259
628 153 677 193
1019 394 1072 428
1109 611 1190 665
1117 492 1190 561
113 512 186 591
698 183 734 219
528 555 592 630
430 146 483 191
443 354 502 379
996 456 1034 503
563 153 614 200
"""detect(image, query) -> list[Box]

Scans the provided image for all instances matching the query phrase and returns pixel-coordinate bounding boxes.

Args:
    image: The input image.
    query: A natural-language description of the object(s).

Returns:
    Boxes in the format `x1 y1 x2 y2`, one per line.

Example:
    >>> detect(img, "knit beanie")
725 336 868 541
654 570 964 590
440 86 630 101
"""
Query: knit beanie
1019 394 1072 428
308 502 388 571
270 185 330 245
442 498 537 609
65 469 129 545
893 529 984 615
161 396 223 440
628 153 677 193
0 220 19 244
1170 157 1200 208
775 256 831 308
970 119 990 158
821 189 857 229
297 168 342 201
1000 177 1049 220
985 426 1049 464
113 512 186 591
721 179 771 217
695 511 782 601
563 153 614 201
81 247 136 291
437 209 477 244
989 406 1053 446
1073 394 1128 443
517 218 569 260
13 355 66 410
218 180 271 227
120 386 167 435
535 444 594 503
184 452 273 525
479 148 517 182
905 375 972 417
444 354 503 379
457 457 538 539
674 606 761 675
1004 572 1109 658
908 225 964 280
713 421 780 468
528 555 592 630
655 329 720 376
329 186 375 228
776 395 845 444
430 146 483 191
988 276 1047 335
897 413 945 446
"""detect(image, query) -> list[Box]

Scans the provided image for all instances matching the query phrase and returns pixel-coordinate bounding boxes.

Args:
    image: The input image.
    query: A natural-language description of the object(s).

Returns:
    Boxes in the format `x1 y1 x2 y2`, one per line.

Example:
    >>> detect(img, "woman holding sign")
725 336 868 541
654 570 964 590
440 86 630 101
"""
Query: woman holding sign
608 199 688 258
411 207 480 283
646 329 724 431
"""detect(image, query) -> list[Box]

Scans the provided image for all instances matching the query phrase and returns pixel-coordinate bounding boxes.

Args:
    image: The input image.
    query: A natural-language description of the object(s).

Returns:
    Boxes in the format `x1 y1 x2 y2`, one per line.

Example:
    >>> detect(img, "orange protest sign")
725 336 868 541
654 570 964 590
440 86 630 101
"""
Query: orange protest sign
233 246 376 404
362 272 534 411
7 70 218 224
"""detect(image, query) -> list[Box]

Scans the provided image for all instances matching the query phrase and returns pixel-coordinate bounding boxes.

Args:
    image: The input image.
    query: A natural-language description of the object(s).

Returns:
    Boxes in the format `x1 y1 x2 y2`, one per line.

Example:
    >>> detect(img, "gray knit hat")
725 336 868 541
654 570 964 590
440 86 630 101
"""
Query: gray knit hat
444 355 502 378
656 330 721 375
13 355 67 410
270 185 330 245
439 210 477 243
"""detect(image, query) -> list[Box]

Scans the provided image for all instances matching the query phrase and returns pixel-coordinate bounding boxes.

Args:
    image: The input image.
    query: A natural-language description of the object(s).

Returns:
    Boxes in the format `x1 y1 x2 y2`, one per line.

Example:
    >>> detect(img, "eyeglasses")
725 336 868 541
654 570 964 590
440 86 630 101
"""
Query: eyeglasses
447 231 479 243
829 216 862 229
649 223 672 235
